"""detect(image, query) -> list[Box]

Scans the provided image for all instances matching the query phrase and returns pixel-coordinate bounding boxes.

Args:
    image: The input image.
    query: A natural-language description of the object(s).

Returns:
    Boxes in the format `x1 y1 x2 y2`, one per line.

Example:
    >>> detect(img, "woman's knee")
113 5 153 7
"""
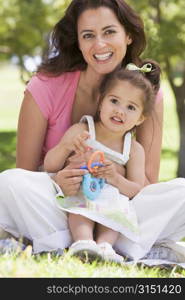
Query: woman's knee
0 168 27 195
0 168 24 184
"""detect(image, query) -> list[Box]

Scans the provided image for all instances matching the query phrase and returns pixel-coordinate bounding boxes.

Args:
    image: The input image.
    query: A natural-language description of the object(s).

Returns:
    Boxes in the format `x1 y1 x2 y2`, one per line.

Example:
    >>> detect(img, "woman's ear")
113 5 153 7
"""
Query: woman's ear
127 34 132 46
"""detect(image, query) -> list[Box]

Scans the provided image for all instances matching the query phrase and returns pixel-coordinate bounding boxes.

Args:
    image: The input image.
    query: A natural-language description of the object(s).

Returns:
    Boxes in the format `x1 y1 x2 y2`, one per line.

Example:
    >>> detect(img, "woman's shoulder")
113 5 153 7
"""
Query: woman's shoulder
155 87 163 103
27 70 81 91
25 70 81 120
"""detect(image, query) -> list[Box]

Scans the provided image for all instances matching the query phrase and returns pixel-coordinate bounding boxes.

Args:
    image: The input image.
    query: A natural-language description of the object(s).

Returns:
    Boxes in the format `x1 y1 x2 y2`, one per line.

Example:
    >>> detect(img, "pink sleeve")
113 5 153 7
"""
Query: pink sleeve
26 75 53 120
155 87 163 104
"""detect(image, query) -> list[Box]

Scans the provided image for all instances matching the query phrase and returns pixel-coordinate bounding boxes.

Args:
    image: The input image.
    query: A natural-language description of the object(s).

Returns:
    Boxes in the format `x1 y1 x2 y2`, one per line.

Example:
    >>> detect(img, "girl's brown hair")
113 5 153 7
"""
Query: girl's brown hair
95 59 161 120
38 0 146 75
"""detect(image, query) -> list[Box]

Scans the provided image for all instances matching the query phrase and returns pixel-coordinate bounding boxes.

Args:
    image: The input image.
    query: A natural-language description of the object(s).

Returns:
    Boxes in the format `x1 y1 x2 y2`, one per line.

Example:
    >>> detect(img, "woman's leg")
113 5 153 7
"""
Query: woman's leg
68 213 95 241
0 168 72 253
115 178 185 260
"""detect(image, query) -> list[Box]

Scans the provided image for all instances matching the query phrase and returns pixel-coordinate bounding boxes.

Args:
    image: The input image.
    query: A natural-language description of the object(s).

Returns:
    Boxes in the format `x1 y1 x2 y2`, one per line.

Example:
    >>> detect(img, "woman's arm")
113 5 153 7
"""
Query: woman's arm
16 90 47 171
136 98 163 184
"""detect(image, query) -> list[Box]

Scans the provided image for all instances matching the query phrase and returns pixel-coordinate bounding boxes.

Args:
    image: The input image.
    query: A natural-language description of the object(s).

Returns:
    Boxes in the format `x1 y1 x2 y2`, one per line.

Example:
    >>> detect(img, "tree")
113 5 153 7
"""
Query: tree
128 0 185 176
0 0 70 81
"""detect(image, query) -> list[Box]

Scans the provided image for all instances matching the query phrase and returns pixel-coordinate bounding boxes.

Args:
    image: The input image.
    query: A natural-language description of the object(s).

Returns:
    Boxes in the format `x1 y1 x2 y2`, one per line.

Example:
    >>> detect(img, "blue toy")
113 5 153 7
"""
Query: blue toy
80 151 105 201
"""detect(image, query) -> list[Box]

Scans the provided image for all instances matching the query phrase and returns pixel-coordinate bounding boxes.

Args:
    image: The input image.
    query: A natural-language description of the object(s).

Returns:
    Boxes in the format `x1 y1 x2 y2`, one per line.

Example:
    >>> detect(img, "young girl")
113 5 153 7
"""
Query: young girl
44 61 160 263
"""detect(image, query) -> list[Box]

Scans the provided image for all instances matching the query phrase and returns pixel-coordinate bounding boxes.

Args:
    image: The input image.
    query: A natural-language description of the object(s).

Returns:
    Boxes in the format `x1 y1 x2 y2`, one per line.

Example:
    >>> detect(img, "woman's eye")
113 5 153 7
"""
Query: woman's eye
110 98 118 104
104 29 116 36
128 105 136 111
82 33 94 39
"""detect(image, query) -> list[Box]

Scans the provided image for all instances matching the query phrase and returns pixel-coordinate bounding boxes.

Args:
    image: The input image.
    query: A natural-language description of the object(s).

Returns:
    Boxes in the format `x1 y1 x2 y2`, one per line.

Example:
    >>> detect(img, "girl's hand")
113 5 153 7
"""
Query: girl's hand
53 163 88 196
93 159 119 186
73 131 90 154
63 130 90 154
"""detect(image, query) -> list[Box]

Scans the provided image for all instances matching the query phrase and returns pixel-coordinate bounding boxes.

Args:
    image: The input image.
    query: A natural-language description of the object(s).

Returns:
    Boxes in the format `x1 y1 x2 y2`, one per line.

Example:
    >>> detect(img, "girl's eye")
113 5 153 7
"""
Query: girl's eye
82 33 94 39
110 98 118 104
128 105 136 111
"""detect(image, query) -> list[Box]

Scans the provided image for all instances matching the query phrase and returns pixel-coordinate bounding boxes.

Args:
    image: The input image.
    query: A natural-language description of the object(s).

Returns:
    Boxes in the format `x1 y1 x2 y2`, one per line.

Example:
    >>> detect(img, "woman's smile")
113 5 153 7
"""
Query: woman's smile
93 51 114 63
78 7 132 75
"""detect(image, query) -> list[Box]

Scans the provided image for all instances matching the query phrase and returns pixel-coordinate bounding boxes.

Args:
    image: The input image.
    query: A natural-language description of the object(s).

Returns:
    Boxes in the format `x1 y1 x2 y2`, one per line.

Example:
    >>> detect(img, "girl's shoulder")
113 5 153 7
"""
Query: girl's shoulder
129 138 145 159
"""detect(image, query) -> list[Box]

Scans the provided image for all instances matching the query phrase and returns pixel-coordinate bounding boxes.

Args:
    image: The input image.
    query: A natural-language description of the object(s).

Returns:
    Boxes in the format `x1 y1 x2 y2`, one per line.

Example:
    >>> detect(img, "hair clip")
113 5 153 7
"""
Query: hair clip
126 63 153 73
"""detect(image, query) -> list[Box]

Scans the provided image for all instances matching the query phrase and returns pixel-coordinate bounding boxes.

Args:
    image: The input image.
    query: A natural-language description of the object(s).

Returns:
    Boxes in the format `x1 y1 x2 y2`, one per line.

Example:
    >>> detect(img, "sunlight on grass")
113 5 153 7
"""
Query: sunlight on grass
0 63 25 131
0 249 184 278
159 79 179 181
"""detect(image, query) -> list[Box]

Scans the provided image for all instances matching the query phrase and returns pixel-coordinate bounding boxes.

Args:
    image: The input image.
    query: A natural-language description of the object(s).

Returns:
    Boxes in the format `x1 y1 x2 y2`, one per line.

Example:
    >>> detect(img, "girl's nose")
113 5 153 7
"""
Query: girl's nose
116 108 126 116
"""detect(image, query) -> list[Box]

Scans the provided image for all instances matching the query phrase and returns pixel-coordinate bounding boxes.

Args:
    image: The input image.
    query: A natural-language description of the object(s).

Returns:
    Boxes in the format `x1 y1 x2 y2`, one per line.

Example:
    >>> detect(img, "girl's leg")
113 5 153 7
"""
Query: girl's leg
95 223 123 263
0 168 72 253
95 223 119 245
68 215 102 261
68 213 95 242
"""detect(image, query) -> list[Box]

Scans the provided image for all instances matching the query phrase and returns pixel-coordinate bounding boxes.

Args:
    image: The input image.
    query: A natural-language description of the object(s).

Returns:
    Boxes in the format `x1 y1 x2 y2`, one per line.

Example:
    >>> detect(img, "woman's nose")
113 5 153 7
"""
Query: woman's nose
93 36 107 49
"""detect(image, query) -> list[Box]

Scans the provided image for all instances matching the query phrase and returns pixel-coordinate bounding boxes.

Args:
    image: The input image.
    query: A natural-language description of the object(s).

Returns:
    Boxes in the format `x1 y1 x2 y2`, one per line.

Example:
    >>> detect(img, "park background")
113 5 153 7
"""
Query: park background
0 0 185 277
1 0 184 180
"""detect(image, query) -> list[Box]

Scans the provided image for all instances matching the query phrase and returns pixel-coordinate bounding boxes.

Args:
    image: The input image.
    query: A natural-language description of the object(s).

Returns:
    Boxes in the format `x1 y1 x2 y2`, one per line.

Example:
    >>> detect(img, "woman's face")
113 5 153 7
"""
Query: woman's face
77 7 132 75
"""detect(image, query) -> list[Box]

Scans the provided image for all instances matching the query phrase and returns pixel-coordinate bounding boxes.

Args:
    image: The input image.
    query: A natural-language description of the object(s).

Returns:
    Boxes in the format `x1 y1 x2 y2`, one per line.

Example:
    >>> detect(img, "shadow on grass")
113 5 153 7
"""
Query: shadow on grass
0 131 16 171
161 148 178 159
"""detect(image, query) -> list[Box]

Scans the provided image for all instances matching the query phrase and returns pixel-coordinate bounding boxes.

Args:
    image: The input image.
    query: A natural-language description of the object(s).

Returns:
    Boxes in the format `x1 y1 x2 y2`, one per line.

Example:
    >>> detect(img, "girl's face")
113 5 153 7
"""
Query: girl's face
77 7 132 75
99 80 145 134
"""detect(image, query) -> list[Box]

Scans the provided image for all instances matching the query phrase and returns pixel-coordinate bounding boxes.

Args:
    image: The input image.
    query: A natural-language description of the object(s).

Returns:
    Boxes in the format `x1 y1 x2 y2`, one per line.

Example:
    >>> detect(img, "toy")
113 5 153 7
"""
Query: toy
80 151 105 201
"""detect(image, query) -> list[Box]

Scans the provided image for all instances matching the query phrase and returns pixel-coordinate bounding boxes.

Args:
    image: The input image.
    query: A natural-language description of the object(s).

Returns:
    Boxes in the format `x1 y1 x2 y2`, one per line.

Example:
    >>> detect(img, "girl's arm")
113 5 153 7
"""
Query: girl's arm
136 98 163 184
16 91 47 171
94 141 145 198
44 124 89 172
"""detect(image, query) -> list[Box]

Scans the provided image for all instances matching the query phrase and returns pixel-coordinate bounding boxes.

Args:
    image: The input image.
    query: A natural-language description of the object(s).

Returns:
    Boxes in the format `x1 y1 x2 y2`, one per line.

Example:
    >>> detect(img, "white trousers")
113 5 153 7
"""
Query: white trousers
0 168 185 258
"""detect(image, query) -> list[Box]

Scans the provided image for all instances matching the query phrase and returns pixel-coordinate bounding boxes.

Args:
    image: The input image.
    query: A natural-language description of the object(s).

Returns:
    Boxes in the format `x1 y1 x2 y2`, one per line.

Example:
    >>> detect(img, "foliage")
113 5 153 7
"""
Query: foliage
127 0 185 176
0 0 69 81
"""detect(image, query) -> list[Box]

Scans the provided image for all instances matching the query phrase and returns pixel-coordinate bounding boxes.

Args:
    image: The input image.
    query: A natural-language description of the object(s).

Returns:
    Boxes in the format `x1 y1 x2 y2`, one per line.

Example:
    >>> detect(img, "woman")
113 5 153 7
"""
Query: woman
1 0 184 263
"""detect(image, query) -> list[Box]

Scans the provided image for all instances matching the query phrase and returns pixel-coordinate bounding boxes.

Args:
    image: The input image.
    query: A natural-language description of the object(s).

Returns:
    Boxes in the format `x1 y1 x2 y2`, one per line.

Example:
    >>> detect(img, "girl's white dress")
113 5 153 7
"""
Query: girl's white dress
55 115 139 242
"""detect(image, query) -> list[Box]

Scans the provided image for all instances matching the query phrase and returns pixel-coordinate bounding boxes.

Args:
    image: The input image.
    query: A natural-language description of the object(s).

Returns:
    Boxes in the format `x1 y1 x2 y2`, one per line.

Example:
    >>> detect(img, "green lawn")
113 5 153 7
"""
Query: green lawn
0 63 183 278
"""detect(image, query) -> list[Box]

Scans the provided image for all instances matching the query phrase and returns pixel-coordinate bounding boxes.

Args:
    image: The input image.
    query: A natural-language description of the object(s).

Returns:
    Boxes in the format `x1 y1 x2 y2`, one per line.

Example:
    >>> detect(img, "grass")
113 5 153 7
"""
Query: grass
0 248 184 278
0 63 183 278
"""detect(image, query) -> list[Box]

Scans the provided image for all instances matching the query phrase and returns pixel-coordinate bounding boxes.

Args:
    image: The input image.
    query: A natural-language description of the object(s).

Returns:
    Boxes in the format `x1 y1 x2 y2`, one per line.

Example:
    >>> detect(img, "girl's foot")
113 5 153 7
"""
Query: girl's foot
98 242 123 264
68 240 102 262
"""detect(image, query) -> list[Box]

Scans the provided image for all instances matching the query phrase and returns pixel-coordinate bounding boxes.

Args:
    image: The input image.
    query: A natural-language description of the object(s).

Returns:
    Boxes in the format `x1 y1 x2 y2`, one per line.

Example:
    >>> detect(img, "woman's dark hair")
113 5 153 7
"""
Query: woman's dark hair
38 0 146 75
95 59 161 120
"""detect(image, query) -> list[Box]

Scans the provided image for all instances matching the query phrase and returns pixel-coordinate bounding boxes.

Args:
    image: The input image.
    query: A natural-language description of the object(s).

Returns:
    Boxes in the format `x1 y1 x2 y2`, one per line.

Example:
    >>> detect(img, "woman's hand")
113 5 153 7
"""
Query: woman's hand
93 159 119 186
53 163 88 196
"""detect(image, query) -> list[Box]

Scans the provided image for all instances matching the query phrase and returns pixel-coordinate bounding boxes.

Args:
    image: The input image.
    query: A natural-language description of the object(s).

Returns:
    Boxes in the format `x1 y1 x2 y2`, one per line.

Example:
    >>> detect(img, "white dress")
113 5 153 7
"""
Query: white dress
55 115 139 242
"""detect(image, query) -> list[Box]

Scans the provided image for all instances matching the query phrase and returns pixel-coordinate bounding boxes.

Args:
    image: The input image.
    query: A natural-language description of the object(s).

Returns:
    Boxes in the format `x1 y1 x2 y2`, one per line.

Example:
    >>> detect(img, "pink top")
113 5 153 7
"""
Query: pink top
26 70 163 163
